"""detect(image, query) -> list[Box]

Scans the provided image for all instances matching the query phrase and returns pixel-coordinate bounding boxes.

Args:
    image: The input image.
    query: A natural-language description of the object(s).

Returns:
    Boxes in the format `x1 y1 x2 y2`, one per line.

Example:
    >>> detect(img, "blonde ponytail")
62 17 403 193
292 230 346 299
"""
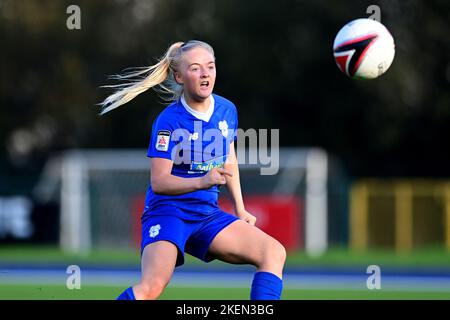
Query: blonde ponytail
99 42 183 115
99 40 215 115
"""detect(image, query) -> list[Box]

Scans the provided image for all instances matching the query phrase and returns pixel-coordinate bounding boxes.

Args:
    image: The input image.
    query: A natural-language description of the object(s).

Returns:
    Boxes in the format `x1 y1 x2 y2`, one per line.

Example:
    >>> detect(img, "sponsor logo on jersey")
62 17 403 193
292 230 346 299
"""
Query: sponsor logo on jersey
190 155 226 172
188 132 199 141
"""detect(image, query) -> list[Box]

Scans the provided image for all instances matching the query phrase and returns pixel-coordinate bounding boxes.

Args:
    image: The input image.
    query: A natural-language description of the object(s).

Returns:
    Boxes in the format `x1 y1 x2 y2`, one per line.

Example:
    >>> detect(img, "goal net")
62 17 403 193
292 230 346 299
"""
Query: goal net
35 147 346 256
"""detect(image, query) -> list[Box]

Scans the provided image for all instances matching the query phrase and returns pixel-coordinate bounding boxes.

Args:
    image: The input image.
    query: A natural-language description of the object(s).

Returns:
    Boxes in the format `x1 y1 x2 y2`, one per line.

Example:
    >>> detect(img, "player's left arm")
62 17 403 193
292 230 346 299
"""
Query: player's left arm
223 141 257 226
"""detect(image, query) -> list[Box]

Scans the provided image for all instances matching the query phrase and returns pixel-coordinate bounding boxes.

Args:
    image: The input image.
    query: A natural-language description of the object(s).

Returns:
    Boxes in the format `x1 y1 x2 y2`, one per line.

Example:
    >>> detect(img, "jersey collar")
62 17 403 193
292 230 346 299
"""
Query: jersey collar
180 94 215 122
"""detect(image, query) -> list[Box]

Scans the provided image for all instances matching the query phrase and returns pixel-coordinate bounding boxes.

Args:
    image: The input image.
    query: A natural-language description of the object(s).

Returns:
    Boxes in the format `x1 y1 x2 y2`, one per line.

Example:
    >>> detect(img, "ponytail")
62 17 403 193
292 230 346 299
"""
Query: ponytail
99 42 183 115
99 40 215 115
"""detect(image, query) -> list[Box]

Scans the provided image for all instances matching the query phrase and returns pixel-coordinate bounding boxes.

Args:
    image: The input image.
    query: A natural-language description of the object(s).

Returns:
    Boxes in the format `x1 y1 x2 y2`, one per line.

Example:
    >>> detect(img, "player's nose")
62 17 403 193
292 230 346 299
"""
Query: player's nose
200 68 209 78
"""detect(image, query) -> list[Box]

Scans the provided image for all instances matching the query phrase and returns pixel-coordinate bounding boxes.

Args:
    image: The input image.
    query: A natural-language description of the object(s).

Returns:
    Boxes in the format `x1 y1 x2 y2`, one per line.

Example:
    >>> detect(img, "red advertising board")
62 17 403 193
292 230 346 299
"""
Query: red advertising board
218 195 303 250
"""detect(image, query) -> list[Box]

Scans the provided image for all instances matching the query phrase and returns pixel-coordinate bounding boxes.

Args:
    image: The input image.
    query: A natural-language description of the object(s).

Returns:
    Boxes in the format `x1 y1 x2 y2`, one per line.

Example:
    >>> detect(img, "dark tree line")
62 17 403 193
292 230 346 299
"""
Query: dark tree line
1 0 449 193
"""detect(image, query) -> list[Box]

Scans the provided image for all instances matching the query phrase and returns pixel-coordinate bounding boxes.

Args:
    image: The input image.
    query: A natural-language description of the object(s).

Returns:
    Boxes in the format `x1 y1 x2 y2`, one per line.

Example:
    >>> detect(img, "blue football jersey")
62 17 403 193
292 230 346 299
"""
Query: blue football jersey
145 94 238 219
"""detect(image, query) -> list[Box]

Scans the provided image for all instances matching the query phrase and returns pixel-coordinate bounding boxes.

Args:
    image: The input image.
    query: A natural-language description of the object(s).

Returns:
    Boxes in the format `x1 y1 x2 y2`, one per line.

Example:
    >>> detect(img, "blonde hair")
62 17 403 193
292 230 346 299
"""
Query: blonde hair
99 40 215 115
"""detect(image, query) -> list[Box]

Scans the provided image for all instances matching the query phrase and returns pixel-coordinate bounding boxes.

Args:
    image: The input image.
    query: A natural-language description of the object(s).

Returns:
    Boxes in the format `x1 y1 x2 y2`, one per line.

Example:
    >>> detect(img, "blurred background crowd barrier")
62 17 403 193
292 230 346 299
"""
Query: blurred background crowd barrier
350 180 450 252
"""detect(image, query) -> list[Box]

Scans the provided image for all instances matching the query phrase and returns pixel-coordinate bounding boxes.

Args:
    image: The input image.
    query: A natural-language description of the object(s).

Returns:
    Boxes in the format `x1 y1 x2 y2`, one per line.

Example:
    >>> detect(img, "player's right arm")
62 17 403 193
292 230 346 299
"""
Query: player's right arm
150 157 232 195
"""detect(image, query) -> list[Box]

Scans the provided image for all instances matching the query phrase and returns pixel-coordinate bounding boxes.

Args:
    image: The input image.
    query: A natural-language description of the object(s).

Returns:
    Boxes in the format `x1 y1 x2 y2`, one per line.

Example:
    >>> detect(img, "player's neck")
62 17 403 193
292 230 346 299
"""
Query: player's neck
183 94 211 113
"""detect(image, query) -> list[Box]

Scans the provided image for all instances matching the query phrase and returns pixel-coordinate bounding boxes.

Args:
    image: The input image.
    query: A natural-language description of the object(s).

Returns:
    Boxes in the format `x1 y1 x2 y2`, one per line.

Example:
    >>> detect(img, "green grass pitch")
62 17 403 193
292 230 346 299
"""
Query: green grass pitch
1 284 449 300
1 245 450 300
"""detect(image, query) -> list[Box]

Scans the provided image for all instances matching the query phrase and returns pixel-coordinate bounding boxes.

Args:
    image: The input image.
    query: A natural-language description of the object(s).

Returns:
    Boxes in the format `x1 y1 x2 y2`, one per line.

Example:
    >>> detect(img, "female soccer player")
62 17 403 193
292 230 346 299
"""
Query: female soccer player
100 40 286 300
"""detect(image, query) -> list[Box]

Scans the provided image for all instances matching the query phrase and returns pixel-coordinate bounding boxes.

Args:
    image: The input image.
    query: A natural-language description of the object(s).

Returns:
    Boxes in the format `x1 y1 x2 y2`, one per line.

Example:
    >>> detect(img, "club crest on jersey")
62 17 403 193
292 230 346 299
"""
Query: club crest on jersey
149 224 161 238
156 130 171 152
218 120 228 138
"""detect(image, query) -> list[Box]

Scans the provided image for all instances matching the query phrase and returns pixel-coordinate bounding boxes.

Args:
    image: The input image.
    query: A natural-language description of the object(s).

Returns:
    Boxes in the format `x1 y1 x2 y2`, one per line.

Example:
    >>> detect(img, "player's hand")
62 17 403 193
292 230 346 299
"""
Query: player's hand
200 167 233 189
236 209 257 226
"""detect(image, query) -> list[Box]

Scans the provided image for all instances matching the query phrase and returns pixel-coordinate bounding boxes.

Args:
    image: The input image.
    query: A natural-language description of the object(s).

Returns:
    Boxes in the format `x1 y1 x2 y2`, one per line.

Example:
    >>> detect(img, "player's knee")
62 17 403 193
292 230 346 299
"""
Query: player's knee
271 240 287 265
137 278 168 300
139 286 163 300
262 238 286 267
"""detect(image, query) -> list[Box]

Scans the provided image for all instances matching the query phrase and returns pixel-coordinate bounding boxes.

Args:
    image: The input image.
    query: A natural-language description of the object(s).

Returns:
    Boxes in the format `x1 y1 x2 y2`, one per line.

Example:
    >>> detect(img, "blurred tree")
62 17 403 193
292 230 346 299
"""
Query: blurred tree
0 0 449 185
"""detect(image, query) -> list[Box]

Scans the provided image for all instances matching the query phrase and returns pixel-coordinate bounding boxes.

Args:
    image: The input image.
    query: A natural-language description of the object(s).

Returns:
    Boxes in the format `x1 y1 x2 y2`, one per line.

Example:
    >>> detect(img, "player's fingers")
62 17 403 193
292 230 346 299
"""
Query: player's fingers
217 168 233 177
243 215 256 225
217 176 227 184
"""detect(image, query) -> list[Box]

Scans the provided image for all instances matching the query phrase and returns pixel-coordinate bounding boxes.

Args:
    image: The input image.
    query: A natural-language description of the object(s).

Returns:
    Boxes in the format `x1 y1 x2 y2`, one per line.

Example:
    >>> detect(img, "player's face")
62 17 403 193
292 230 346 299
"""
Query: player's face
176 47 216 101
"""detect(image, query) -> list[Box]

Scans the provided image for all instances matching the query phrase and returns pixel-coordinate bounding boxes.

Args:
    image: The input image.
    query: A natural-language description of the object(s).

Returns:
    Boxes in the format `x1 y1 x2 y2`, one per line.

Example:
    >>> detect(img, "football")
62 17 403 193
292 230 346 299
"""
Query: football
333 18 395 79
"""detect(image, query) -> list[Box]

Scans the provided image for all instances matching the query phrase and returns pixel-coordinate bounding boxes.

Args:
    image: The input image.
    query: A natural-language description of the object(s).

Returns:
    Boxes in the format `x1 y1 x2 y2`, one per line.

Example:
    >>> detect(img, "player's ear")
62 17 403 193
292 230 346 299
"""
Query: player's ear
174 71 183 85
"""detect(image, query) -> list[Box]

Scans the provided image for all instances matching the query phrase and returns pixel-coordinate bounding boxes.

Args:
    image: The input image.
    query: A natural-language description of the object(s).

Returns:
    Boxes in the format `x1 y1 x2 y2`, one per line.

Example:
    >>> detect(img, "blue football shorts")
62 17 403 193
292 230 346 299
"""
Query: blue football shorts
140 205 239 266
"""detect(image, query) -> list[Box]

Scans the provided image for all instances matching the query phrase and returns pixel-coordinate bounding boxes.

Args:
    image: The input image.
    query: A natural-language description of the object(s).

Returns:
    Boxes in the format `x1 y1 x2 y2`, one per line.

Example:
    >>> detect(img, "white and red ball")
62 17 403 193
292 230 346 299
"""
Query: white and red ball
333 18 395 79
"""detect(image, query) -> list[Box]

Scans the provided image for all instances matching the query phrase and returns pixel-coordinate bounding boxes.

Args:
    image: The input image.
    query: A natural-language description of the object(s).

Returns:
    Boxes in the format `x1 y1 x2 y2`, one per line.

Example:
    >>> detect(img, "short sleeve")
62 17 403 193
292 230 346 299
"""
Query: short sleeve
147 114 177 160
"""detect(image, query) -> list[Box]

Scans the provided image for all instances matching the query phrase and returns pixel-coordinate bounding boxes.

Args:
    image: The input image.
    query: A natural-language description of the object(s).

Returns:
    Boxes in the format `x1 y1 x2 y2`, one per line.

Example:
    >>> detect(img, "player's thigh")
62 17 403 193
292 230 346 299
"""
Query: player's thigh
208 219 285 266
140 240 178 285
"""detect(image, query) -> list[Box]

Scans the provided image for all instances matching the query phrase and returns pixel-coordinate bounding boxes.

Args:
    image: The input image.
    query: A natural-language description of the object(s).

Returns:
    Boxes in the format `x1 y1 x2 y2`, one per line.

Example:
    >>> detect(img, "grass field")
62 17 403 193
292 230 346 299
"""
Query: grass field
1 285 449 300
1 245 450 268
1 245 450 300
